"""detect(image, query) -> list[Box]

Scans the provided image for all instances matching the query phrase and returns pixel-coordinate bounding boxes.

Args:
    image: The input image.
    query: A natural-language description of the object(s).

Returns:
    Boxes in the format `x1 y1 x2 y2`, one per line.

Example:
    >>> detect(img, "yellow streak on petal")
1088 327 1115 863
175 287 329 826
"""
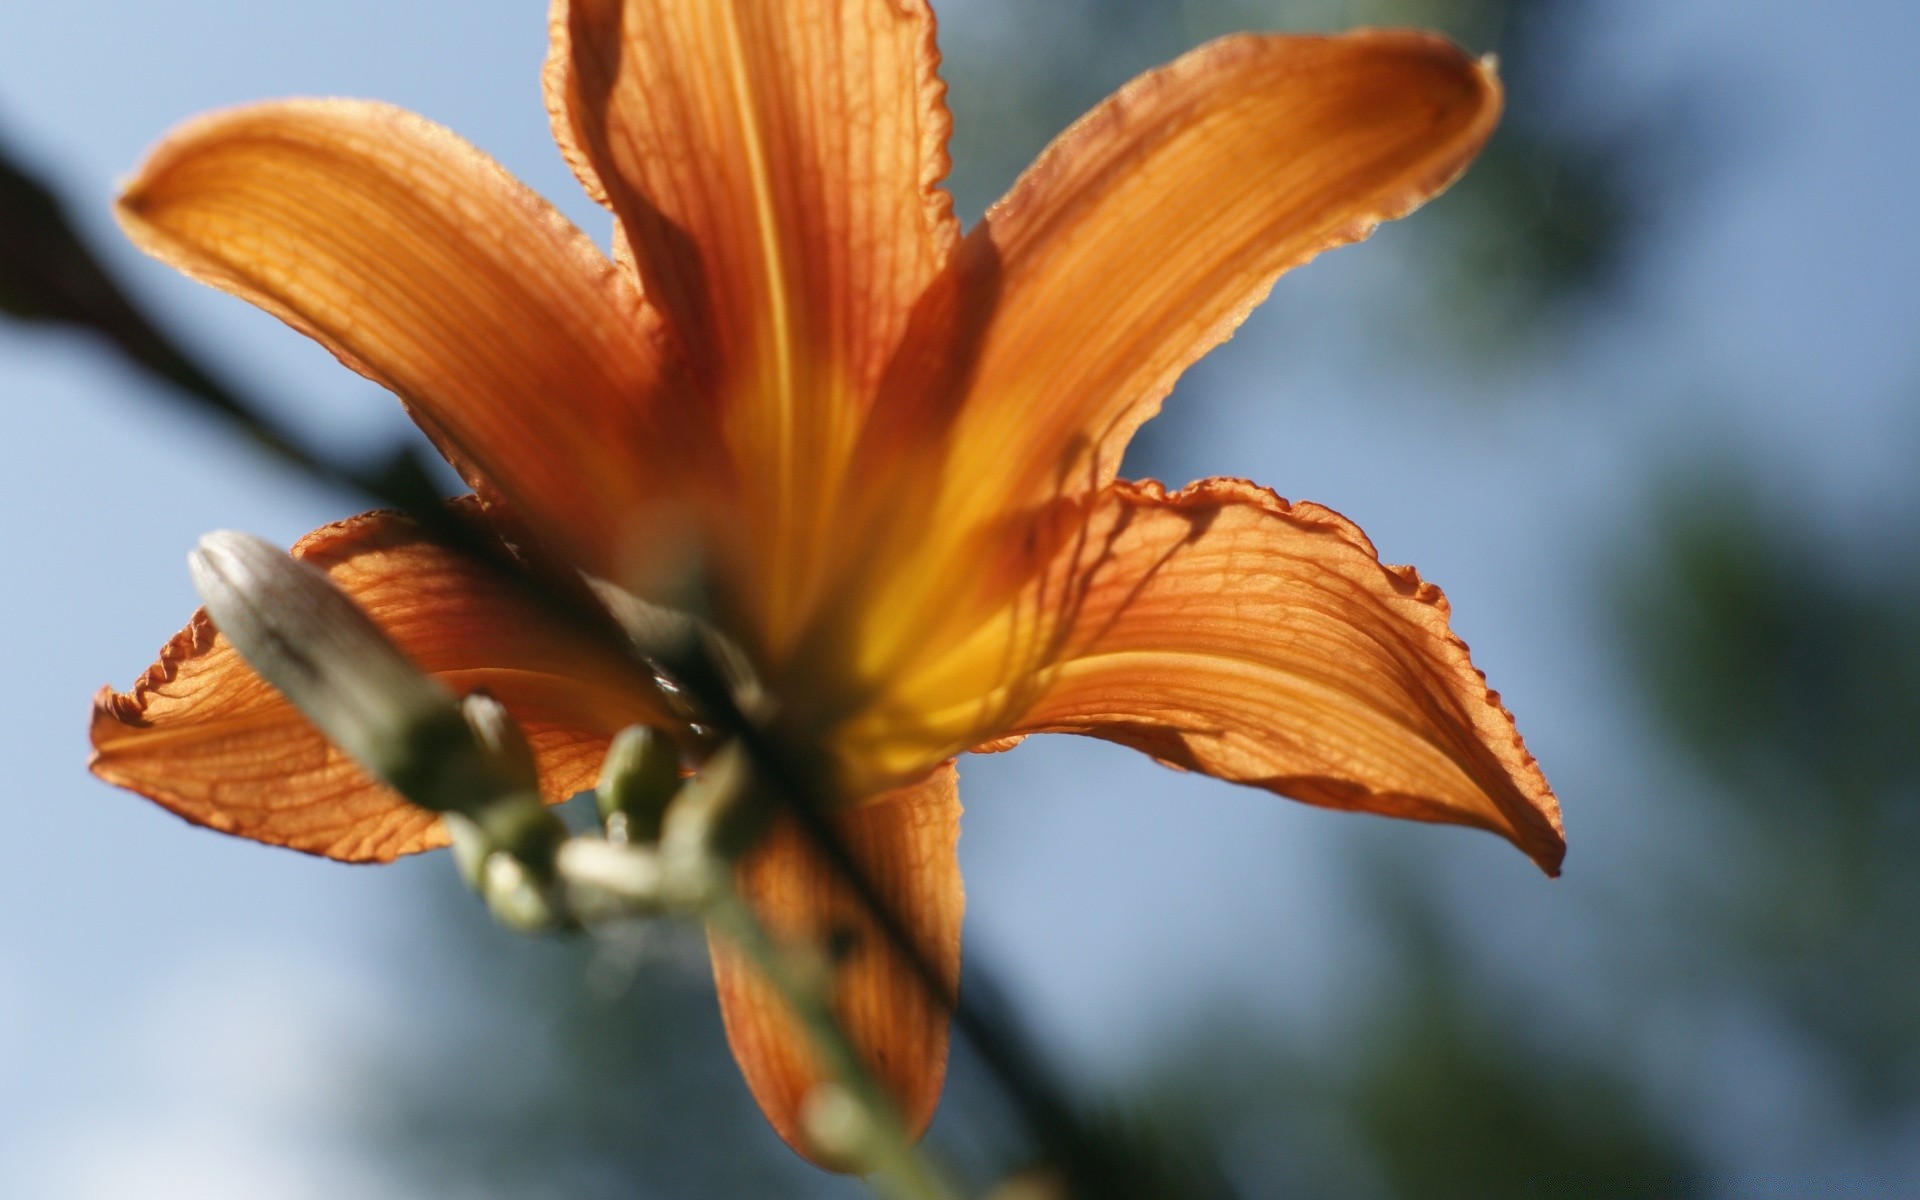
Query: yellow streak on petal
554 0 958 654
714 0 801 641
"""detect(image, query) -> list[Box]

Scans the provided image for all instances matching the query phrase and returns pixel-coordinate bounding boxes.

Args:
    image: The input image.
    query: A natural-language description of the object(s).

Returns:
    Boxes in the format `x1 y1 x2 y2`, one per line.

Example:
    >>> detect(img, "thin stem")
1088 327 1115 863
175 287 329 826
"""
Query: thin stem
546 835 962 1200
688 687 1111 1194
702 876 964 1200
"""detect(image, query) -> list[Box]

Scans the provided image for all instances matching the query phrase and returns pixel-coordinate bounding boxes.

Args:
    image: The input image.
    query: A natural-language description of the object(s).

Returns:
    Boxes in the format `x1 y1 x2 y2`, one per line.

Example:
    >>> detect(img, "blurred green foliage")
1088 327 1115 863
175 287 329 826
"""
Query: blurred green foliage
1620 467 1920 1114
1100 461 1920 1194
1127 893 1700 1198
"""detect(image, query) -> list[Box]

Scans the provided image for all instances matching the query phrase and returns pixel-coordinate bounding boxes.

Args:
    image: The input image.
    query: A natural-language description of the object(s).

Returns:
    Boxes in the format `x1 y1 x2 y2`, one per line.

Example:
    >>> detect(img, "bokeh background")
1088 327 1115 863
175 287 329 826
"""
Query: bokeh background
4 0 1918 1194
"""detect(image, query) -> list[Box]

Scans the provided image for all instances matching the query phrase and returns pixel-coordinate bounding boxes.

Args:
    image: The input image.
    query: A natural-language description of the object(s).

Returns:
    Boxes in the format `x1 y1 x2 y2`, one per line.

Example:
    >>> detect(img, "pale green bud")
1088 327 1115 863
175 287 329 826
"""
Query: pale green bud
595 725 681 844
453 692 567 874
443 813 491 891
555 838 668 920
189 531 474 806
460 692 539 795
658 743 767 880
481 852 557 932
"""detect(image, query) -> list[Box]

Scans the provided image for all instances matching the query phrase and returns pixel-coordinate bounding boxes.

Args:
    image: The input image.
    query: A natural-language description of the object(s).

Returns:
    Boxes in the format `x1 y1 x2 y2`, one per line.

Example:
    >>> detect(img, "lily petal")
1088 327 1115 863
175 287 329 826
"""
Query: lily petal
558 0 956 395
116 99 709 579
868 480 1563 874
557 0 959 640
90 504 667 862
867 31 1500 546
710 763 963 1163
544 0 615 210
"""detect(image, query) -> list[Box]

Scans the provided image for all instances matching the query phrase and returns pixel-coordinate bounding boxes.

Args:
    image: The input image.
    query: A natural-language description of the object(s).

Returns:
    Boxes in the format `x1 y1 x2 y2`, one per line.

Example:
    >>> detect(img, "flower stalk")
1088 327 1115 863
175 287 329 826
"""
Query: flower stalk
511 746 964 1197
700 868 962 1200
187 532 960 1197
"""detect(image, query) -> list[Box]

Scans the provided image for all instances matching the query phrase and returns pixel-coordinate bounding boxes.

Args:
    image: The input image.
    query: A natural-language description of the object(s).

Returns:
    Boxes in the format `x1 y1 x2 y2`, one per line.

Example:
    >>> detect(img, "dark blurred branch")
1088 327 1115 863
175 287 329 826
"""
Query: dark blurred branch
0 132 495 555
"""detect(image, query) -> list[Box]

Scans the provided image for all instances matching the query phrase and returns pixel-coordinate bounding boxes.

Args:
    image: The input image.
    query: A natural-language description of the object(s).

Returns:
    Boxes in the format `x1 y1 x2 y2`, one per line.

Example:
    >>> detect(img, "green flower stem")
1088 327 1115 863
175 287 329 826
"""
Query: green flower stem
697 865 965 1200
184 530 969 1197
544 832 961 1200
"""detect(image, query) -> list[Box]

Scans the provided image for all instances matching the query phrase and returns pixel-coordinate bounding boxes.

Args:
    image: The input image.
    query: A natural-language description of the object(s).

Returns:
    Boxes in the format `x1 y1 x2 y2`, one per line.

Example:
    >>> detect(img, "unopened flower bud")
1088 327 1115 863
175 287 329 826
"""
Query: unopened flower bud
443 812 490 890
555 837 668 920
481 852 557 932
446 693 565 876
596 725 681 844
189 531 472 804
659 744 767 883
460 692 539 795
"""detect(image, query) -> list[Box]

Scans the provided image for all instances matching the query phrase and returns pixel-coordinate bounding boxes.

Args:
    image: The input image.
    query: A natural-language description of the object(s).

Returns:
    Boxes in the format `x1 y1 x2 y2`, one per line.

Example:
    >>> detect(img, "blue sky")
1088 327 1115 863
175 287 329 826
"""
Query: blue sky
3 0 1917 1193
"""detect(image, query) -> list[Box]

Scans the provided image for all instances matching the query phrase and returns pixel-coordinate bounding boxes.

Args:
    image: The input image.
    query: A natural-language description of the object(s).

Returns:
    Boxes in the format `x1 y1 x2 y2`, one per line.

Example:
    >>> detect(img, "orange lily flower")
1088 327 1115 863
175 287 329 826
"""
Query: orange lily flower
90 0 1563 1163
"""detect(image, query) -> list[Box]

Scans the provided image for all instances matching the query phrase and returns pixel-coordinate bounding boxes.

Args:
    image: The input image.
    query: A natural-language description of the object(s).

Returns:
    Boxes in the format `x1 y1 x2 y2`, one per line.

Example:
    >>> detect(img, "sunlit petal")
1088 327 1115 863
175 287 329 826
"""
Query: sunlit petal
843 32 1501 656
544 0 614 210
116 98 713 579
556 0 959 643
710 763 963 1162
860 480 1563 874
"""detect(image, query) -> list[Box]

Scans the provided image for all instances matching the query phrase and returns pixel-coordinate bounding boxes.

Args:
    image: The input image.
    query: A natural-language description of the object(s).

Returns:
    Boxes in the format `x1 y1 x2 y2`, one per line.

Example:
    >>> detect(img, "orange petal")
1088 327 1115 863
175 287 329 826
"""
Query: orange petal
866 480 1563 875
558 0 956 395
544 0 614 210
90 503 668 862
556 0 959 641
116 99 713 579
862 31 1501 563
709 763 963 1164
